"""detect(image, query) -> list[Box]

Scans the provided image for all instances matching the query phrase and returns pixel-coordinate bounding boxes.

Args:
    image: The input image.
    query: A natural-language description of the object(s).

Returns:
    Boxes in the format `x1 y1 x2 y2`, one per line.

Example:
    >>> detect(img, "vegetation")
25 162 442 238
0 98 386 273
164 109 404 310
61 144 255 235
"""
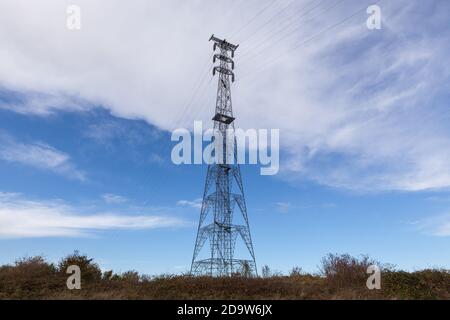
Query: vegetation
0 252 448 299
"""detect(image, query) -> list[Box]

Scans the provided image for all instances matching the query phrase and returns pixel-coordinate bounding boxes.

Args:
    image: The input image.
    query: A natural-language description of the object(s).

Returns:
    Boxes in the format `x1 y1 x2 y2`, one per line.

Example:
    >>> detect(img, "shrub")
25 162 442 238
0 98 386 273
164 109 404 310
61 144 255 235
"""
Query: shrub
120 271 140 283
383 269 450 299
102 270 114 281
320 253 378 291
0 256 58 299
0 253 448 299
290 266 303 277
58 251 102 283
261 265 271 278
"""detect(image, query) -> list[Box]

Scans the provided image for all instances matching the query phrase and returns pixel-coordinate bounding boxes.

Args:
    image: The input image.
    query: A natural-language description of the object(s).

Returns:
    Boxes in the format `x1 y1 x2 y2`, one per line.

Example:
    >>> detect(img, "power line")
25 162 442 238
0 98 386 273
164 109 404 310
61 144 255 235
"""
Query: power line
239 0 344 63
230 0 279 39
173 53 213 128
238 0 321 51
189 75 215 124
238 0 379 81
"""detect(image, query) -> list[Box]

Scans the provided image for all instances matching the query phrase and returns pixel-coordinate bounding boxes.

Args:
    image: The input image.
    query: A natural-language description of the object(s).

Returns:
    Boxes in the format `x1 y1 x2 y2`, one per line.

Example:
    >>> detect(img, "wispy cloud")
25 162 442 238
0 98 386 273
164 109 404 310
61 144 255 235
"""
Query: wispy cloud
0 134 85 181
413 214 450 237
102 193 128 204
0 192 184 238
177 198 202 209
82 117 163 164
425 196 450 203
275 202 291 214
149 153 165 165
83 117 161 145
274 201 336 213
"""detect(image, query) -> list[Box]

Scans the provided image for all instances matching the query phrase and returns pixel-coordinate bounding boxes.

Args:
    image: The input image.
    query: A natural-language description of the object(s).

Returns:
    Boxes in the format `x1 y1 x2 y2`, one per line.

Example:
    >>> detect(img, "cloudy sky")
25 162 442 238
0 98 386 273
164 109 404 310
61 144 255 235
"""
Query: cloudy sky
0 0 449 274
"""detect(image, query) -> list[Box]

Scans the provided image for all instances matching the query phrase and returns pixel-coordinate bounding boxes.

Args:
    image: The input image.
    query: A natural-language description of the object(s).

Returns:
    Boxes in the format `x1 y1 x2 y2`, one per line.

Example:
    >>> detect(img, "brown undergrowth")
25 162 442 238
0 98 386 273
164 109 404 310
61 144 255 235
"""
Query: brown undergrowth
0 252 448 300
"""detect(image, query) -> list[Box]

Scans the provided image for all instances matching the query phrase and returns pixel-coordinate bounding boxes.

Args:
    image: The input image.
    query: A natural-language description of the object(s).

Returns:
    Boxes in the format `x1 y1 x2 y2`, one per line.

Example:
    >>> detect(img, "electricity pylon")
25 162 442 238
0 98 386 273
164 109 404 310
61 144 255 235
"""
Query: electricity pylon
190 35 257 277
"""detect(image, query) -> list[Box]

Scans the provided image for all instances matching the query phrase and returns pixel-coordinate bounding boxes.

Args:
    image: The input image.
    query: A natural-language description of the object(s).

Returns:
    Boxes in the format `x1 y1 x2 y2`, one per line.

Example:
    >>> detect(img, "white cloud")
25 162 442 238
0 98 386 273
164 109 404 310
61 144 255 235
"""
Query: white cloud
0 134 85 181
1 1 450 192
177 198 202 209
0 90 89 116
102 193 128 204
0 192 184 238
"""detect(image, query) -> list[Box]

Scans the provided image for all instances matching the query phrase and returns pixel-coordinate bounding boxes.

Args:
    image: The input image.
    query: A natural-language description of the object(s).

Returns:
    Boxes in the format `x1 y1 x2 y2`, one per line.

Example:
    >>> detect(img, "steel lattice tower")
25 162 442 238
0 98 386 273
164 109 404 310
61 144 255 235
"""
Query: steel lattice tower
190 35 257 277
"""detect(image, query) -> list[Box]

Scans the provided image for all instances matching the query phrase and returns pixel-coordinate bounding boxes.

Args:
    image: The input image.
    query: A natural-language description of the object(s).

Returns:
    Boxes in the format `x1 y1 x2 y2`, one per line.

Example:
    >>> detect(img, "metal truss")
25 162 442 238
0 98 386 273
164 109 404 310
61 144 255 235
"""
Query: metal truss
190 35 257 277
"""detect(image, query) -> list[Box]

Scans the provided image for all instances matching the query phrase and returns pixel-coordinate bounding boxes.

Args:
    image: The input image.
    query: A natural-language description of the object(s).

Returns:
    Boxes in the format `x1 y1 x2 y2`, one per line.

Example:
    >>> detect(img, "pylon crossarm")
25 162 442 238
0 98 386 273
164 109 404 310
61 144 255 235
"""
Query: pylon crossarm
213 66 235 82
213 54 235 69
209 34 239 55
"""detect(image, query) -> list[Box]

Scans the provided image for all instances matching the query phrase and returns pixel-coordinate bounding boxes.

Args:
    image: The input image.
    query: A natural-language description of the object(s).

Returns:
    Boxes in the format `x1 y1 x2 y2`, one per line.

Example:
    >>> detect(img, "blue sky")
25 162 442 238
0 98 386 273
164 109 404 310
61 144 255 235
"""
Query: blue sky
0 0 450 274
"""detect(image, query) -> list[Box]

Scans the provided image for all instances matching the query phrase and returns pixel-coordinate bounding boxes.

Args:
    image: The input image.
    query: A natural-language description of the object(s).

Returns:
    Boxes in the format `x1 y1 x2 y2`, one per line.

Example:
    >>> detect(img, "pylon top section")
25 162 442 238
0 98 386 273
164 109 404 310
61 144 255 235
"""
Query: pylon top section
210 34 237 82
209 34 239 57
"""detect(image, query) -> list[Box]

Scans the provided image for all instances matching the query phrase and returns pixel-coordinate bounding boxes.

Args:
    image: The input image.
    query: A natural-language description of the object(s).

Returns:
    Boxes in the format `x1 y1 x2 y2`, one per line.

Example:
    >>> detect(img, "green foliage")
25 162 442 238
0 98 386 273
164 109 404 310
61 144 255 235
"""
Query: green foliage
383 269 450 299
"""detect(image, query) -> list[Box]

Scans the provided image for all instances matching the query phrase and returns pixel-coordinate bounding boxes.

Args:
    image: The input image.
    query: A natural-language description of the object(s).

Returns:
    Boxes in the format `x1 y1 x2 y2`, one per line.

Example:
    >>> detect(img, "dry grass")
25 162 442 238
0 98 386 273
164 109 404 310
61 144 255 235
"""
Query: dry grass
0 252 448 300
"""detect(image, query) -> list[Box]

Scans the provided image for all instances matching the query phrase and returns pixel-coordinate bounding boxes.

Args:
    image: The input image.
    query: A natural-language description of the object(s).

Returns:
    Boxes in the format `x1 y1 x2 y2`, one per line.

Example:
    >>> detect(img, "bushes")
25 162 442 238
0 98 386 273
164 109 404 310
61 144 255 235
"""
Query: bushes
0 256 58 299
383 269 450 299
320 253 378 291
261 265 271 278
58 251 102 283
0 251 103 298
0 253 448 299
289 266 303 277
118 271 140 283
